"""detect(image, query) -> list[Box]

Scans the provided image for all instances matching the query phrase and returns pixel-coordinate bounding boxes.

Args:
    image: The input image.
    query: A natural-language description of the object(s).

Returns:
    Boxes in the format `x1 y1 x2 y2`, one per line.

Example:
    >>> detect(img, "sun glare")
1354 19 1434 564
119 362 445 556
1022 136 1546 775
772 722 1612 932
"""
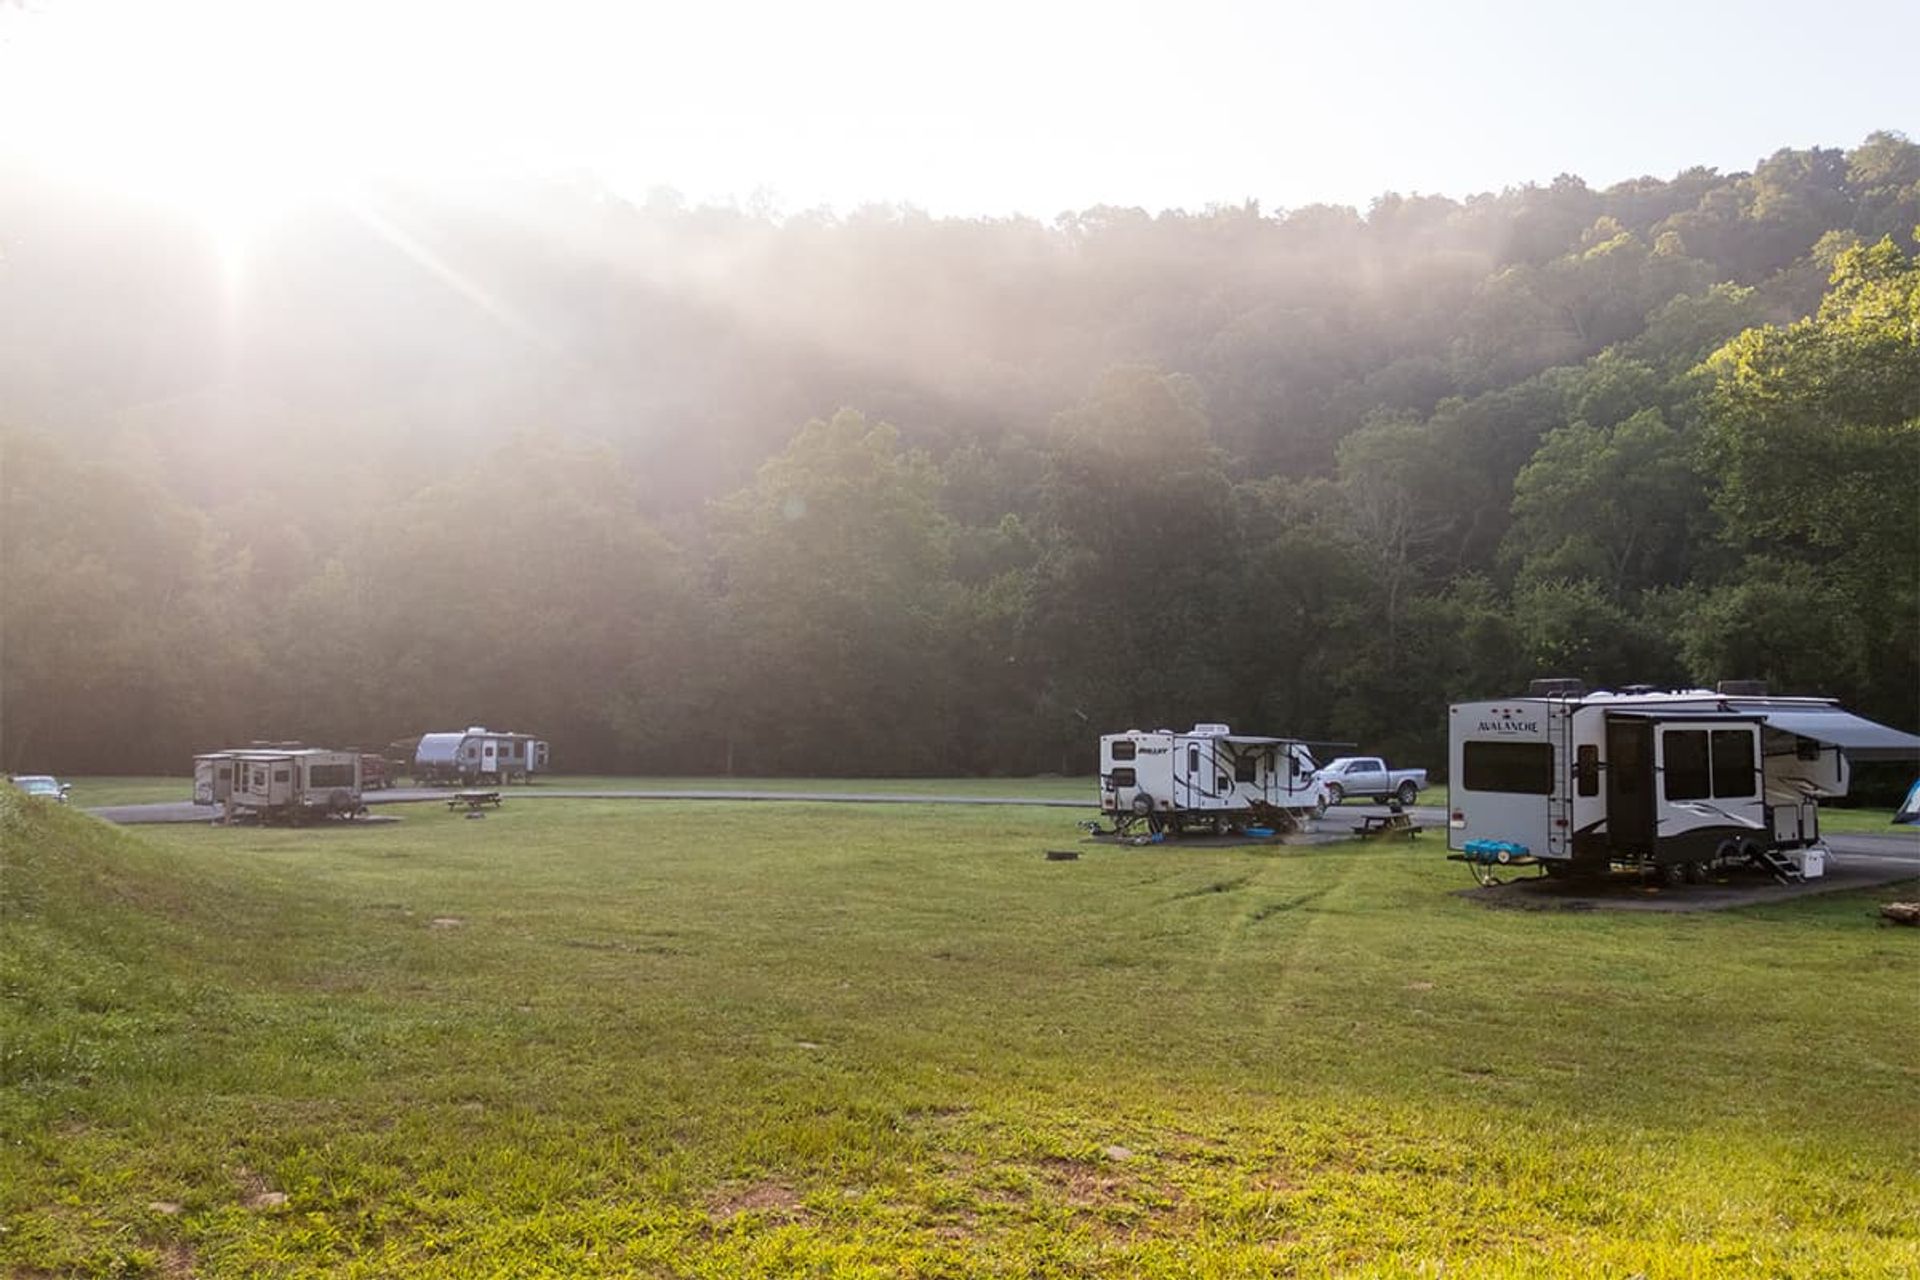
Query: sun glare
0 0 593 253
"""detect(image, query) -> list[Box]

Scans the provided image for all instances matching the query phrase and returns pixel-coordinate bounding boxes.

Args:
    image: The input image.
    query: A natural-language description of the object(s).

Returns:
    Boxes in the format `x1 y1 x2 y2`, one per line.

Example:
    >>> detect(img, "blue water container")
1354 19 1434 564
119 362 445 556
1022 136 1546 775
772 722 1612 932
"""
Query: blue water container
1462 839 1530 864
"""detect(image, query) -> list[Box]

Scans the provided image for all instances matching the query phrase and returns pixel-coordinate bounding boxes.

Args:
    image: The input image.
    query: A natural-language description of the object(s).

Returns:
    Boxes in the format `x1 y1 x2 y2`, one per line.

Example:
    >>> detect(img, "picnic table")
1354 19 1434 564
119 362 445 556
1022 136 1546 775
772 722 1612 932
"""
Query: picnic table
447 790 504 813
1354 812 1420 838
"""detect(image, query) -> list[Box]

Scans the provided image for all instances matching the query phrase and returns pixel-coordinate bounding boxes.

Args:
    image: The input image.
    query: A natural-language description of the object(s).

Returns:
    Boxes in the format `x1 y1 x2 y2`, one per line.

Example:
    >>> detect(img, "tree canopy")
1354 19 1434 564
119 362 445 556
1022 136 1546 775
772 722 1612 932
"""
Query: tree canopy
4 132 1917 776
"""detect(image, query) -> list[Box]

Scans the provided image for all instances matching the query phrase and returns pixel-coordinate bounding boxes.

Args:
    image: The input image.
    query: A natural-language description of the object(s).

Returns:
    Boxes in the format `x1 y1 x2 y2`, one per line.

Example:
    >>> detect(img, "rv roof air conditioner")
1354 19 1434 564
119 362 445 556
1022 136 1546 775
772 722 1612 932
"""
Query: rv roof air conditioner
1716 679 1769 696
1526 678 1588 698
1192 723 1232 735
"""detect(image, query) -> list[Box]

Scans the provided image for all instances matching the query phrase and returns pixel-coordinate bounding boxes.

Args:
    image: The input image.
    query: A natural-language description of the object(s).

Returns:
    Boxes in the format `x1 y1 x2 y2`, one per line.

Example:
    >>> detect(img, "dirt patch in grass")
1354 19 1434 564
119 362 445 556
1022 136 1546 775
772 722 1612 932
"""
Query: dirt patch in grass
1037 1157 1131 1208
233 1166 286 1211
159 1241 199 1277
708 1179 805 1221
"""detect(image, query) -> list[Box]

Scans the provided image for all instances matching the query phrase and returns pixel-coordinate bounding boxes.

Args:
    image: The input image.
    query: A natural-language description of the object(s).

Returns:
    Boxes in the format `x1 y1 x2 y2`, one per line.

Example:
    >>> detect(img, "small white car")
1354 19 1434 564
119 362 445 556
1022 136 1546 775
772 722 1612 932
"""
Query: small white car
12 774 71 803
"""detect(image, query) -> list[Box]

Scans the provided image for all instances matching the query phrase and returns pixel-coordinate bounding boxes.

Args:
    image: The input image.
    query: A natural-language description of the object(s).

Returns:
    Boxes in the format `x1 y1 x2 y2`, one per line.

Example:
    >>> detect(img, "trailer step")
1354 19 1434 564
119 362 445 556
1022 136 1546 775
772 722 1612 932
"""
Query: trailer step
1750 844 1803 885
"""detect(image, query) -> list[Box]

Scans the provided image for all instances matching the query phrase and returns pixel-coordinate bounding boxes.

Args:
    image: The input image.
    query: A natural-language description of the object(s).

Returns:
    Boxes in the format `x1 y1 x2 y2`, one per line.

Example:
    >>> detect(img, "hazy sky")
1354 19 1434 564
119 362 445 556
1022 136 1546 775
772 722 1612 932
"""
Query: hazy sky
4 0 1915 222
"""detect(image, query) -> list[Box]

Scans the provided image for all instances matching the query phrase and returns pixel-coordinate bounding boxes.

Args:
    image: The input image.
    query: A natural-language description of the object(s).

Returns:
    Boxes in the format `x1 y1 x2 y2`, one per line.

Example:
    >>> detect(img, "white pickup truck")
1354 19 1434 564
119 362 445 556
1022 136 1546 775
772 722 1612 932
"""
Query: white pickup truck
1316 756 1427 806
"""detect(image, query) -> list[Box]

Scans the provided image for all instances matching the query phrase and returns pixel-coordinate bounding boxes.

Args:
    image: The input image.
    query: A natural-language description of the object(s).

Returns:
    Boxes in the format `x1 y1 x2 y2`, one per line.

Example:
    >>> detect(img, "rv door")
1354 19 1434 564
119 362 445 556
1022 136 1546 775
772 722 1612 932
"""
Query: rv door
1604 718 1655 856
1176 739 1220 808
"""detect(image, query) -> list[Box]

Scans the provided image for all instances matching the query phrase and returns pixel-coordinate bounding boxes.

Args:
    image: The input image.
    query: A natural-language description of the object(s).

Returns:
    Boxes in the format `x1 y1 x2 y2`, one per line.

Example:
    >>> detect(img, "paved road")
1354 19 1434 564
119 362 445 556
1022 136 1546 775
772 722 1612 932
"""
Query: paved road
1822 831 1920 863
88 787 1108 824
89 791 1449 825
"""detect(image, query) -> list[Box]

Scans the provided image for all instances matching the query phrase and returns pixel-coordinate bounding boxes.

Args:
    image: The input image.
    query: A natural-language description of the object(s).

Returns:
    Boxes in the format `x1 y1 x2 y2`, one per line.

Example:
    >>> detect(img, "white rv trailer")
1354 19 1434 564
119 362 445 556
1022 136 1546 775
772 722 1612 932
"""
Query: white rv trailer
192 752 237 806
1449 680 1920 883
1099 724 1329 836
413 727 550 785
227 749 364 823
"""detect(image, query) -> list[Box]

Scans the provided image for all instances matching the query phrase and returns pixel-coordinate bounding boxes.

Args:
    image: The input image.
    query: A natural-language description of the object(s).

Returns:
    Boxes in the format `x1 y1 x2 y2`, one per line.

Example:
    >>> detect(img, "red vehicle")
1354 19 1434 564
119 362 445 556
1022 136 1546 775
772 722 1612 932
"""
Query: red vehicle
359 753 393 790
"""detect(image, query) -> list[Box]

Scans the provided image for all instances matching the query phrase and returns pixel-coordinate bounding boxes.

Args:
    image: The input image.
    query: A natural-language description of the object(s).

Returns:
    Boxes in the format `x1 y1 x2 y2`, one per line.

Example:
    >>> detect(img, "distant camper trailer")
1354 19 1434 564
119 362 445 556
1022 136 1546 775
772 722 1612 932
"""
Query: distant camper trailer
225 749 365 823
1098 724 1330 836
193 752 237 806
413 727 549 785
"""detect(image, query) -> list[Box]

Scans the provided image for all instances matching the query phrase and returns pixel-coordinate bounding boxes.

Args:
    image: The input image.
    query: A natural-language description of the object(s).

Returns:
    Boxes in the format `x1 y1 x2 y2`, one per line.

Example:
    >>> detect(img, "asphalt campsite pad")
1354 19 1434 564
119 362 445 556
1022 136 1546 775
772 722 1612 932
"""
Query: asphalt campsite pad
1461 848 1919 912
4 789 1918 1276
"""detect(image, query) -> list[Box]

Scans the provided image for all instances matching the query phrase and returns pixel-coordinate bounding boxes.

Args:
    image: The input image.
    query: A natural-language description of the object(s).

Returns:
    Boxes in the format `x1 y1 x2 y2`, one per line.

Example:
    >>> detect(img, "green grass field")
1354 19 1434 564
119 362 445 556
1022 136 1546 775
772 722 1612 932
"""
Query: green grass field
4 788 1916 1276
57 776 197 807
61 775 1105 807
540 775 1101 801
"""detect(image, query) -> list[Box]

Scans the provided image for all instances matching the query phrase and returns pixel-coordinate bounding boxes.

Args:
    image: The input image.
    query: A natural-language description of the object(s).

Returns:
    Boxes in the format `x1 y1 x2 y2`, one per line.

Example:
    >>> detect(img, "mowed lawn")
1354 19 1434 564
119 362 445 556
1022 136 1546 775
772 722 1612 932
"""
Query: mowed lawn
66 774 1898 828
57 776 1106 807
3 793 1917 1277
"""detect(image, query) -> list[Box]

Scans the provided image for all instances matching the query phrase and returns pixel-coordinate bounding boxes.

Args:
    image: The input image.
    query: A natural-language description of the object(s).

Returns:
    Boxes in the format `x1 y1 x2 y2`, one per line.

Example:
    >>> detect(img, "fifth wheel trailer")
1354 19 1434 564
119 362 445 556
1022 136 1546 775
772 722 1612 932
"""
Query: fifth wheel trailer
1099 724 1330 836
1448 680 1920 883
226 749 365 823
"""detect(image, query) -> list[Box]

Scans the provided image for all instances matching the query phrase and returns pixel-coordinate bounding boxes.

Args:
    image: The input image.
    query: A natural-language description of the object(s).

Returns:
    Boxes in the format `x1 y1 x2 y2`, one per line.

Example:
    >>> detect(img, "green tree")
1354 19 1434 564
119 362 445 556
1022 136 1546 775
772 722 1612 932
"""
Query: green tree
1026 368 1237 761
1697 234 1920 717
712 410 951 774
1506 408 1702 595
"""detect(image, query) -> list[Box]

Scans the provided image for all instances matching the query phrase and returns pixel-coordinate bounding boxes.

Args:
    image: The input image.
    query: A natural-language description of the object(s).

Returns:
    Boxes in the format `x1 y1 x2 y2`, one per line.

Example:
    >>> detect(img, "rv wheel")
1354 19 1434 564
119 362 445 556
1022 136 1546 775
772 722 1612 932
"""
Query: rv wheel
1658 862 1687 888
1683 861 1710 885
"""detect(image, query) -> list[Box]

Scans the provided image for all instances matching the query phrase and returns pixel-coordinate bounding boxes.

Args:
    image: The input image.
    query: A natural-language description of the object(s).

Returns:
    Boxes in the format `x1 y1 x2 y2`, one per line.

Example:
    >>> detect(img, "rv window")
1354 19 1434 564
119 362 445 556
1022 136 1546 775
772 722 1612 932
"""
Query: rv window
308 764 354 789
1575 745 1599 797
1710 730 1756 798
1110 740 1137 762
1109 767 1137 787
1462 742 1552 794
273 768 290 783
1663 730 1710 801
1234 754 1257 783
1187 746 1199 772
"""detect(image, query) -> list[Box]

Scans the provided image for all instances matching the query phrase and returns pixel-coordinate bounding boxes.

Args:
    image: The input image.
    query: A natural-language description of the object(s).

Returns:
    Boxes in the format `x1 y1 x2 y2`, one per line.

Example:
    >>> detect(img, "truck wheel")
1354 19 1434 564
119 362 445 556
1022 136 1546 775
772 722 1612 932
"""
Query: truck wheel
1324 783 1344 806
1396 781 1419 806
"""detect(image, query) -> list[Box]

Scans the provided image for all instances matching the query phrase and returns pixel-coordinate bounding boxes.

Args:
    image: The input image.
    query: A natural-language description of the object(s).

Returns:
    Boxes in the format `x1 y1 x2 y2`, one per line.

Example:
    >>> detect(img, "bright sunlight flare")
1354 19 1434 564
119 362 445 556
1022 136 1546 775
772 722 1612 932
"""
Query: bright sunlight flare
0 0 646 245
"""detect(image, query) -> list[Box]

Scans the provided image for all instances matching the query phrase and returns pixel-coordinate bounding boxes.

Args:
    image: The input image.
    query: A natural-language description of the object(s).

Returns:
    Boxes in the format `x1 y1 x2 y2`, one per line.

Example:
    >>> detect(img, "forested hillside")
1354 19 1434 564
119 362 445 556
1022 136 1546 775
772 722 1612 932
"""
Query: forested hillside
4 133 1917 776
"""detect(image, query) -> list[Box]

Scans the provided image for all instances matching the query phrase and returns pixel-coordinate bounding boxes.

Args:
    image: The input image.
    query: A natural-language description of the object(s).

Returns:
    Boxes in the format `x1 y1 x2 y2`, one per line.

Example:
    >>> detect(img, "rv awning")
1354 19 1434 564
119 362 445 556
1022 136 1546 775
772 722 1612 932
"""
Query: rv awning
1750 708 1920 761
1220 735 1292 746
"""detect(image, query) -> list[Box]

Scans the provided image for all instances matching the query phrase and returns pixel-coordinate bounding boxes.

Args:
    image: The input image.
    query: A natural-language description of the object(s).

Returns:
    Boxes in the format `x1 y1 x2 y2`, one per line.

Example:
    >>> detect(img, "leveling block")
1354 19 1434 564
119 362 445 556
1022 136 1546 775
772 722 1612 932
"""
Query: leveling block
1449 838 1543 886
